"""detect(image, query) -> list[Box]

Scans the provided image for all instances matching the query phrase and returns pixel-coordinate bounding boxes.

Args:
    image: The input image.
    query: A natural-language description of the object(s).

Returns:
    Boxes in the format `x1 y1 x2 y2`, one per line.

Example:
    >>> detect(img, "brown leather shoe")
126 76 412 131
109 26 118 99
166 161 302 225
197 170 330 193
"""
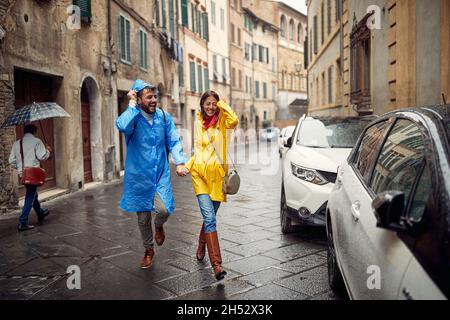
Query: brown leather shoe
205 231 227 280
196 223 206 261
140 248 155 269
155 226 165 246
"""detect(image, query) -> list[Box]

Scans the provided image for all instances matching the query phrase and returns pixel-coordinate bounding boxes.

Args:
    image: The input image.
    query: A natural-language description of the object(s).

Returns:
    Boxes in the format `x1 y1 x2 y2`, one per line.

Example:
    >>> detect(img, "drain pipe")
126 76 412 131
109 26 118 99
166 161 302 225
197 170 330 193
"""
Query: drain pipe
107 0 116 179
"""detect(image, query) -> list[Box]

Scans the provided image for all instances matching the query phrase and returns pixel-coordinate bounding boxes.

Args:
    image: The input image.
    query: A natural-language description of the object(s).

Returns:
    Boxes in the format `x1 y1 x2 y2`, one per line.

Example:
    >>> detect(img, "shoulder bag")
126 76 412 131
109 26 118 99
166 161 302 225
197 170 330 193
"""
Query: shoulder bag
205 130 240 195
20 139 46 186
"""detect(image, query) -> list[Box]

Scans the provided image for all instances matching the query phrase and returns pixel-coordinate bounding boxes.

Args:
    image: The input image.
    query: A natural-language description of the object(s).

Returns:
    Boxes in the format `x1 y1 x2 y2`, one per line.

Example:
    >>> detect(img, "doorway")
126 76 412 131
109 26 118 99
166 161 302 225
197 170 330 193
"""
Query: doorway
81 84 93 183
14 69 57 196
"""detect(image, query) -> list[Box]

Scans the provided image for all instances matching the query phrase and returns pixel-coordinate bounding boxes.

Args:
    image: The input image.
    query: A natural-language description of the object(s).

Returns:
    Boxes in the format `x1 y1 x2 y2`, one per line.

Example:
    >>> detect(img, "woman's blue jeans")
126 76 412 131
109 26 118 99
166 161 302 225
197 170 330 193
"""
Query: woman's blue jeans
197 194 221 233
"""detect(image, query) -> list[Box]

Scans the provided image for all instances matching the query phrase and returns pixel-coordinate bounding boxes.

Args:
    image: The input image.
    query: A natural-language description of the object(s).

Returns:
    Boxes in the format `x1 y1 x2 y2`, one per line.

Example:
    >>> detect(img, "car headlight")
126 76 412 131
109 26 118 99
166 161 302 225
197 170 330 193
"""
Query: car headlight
290 162 328 185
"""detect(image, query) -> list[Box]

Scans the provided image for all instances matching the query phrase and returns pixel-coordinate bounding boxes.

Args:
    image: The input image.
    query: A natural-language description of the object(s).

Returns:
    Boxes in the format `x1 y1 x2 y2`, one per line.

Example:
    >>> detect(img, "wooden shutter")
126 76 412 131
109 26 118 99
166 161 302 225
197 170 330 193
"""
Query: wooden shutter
181 0 189 26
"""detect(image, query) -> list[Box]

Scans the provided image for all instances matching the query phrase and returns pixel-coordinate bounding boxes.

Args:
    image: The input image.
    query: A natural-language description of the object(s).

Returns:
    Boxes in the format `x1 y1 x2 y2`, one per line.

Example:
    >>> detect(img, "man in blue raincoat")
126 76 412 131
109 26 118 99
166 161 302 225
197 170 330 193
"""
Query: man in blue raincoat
116 79 189 269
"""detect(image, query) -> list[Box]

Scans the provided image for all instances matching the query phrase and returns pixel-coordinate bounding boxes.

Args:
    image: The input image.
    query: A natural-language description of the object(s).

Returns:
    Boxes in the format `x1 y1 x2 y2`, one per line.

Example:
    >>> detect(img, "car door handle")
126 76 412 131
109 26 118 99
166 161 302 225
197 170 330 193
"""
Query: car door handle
351 201 361 222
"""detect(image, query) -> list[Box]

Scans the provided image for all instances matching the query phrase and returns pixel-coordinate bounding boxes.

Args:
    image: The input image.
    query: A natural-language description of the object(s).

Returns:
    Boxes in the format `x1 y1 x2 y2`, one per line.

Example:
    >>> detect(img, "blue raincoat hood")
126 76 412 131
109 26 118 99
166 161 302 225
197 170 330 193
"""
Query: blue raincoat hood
131 79 155 93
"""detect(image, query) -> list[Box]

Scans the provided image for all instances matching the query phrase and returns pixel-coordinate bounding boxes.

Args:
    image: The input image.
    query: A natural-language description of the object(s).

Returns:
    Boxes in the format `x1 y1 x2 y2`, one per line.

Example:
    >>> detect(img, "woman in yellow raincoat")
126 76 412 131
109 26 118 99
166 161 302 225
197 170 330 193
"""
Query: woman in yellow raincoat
185 90 238 280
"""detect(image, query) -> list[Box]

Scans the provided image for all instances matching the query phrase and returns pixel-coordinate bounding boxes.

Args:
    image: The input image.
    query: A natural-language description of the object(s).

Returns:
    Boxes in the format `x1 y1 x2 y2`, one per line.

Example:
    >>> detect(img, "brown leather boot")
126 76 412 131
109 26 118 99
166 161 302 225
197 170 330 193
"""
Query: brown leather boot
205 231 227 280
140 248 155 269
196 223 206 261
155 225 165 246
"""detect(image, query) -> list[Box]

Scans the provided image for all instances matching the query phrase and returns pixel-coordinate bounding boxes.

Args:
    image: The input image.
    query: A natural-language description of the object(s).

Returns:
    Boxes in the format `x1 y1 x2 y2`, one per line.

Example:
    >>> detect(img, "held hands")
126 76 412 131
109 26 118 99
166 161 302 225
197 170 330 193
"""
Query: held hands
176 165 189 177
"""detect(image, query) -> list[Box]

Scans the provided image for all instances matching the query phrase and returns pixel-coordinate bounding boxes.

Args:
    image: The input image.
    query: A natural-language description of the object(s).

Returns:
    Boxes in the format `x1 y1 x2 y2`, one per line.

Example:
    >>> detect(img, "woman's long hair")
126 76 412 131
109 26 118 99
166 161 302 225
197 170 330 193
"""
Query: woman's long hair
199 90 220 119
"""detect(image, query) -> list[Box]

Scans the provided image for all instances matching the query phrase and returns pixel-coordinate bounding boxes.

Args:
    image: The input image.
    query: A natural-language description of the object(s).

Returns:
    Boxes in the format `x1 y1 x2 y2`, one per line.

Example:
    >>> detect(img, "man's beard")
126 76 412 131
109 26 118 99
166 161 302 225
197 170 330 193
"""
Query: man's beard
141 104 157 113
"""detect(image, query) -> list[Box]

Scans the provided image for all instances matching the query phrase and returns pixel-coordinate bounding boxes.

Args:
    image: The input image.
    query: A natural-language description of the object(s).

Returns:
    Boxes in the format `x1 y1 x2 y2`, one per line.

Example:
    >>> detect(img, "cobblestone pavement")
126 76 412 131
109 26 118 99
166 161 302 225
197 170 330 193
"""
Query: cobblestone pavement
0 142 347 300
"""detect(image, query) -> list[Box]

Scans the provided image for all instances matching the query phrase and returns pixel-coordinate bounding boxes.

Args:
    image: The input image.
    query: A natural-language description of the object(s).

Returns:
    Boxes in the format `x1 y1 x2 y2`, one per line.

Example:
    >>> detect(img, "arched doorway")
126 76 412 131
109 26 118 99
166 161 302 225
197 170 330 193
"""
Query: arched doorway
80 76 103 183
14 69 57 194
81 84 93 183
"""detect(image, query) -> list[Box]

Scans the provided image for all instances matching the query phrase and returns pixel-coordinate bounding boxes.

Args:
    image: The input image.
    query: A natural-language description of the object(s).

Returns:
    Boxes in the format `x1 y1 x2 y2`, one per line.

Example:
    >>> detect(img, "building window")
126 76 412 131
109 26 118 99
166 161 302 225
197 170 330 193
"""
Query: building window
237 28 241 46
211 1 216 25
220 8 225 30
73 0 91 22
327 0 332 34
204 67 210 91
350 13 372 109
336 58 341 104
328 66 333 104
202 12 209 41
272 84 276 101
232 68 236 87
244 15 253 32
321 2 324 45
252 43 257 61
189 61 196 92
178 47 184 87
289 19 295 42
139 29 148 70
169 0 175 36
313 16 317 54
263 82 267 99
231 23 235 43
238 70 242 89
298 23 303 45
181 0 189 26
280 15 286 38
213 55 218 80
197 64 203 94
336 0 341 23
222 58 227 83
118 15 131 63
255 80 260 98
263 111 267 120
272 57 276 72
245 42 250 60
259 45 264 63
321 72 325 105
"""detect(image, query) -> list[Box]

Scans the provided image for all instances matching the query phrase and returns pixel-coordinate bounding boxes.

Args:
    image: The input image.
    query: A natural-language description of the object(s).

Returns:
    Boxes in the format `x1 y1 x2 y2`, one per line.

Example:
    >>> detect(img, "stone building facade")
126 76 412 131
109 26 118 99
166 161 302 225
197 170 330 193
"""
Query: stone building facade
0 0 181 213
307 0 450 117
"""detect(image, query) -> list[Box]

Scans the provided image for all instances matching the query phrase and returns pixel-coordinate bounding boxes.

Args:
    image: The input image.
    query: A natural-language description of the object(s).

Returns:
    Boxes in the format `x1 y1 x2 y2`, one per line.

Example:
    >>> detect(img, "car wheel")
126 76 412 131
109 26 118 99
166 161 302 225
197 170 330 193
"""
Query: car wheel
280 184 295 234
326 212 345 291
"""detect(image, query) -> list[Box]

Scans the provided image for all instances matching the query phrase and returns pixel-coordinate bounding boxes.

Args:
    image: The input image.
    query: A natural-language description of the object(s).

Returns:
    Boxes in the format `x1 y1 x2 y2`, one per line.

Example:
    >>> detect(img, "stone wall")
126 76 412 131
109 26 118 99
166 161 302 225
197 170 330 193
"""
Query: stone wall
0 71 18 213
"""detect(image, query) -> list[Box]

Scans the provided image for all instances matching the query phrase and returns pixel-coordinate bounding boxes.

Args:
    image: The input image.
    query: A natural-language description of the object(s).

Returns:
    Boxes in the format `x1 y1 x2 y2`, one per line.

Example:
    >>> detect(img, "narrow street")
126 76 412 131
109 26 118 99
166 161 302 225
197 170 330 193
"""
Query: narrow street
0 143 344 300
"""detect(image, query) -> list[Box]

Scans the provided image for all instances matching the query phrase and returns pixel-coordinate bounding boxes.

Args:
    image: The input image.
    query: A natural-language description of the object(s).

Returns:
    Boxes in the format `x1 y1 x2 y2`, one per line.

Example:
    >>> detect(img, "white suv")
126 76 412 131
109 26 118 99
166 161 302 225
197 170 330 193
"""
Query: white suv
280 116 374 233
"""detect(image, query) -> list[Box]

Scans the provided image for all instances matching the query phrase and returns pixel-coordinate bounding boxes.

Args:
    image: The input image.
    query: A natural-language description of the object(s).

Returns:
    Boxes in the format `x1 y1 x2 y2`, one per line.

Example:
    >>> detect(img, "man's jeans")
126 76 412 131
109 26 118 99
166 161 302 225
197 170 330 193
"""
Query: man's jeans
137 194 169 250
19 185 44 225
197 194 221 233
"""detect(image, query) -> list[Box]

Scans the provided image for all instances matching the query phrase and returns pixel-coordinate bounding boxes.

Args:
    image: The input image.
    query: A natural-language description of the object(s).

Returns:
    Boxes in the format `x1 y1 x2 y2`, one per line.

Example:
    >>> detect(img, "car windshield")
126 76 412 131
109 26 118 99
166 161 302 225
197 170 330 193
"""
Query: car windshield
296 118 372 148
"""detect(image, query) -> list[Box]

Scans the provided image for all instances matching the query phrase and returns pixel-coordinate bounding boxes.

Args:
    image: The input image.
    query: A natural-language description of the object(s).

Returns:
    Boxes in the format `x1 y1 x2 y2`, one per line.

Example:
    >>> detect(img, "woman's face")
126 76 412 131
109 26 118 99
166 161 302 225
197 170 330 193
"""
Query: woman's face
202 96 218 117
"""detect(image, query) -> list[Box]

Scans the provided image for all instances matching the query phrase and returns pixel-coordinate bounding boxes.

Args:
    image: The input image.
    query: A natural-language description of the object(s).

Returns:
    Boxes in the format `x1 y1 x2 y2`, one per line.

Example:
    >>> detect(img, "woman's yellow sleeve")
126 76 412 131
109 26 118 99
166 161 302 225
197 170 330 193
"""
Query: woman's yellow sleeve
217 100 239 129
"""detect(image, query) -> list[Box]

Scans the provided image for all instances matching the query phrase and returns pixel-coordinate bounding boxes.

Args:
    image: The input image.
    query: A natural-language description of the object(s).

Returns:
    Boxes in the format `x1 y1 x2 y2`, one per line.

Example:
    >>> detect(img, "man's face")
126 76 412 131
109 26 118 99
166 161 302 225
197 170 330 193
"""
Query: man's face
138 88 158 113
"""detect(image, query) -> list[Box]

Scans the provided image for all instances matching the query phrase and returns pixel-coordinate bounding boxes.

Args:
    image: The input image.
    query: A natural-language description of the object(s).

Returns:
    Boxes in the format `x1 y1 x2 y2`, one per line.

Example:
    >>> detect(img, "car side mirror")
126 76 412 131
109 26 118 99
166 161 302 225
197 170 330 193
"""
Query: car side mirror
372 191 407 232
284 137 292 148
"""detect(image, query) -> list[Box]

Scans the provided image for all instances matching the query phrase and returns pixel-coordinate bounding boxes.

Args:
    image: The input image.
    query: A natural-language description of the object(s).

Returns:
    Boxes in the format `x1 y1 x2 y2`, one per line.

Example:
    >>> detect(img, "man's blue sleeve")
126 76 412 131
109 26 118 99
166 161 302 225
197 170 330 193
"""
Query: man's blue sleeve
116 106 140 136
165 113 188 165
